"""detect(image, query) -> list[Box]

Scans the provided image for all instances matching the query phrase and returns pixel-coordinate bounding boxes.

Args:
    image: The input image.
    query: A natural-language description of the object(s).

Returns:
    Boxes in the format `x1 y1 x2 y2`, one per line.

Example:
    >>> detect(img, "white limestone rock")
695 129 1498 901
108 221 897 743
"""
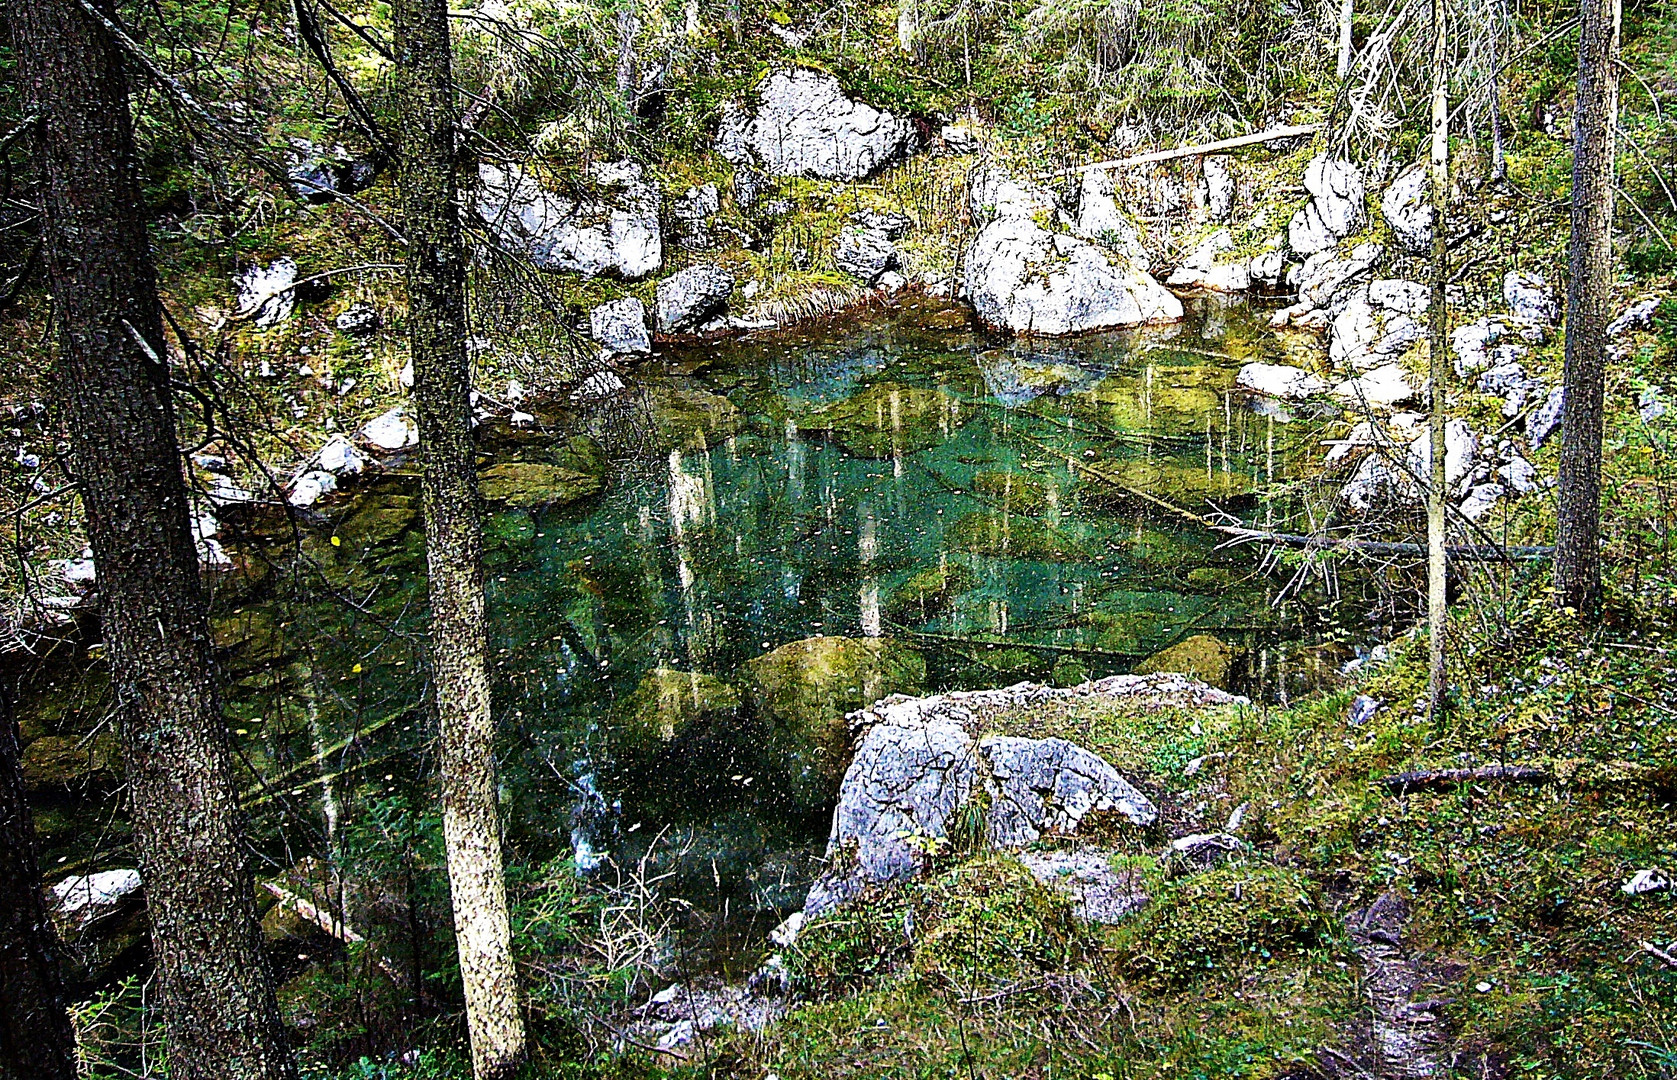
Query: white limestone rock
590 297 652 355
716 68 916 181
1166 229 1251 292
1288 155 1366 256
655 264 735 333
1236 362 1330 401
235 257 299 328
362 407 418 451
477 160 661 279
1380 163 1432 253
1504 270 1559 325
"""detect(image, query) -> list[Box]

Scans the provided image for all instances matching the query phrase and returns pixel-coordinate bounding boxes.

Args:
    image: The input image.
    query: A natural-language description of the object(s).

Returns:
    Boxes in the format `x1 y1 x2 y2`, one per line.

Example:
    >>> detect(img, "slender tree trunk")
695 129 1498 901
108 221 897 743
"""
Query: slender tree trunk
13 4 295 1078
0 683 78 1080
615 0 640 121
1489 0 1506 181
1426 0 1450 721
1336 0 1356 81
1554 0 1621 618
389 1 527 1076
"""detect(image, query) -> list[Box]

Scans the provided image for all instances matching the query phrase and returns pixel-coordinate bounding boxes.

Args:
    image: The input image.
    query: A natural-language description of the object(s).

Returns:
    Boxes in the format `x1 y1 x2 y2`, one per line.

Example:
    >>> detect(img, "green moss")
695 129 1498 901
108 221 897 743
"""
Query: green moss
911 857 1087 988
20 732 120 789
884 562 978 622
1050 654 1090 687
477 463 604 510
971 471 1058 516
611 668 741 749
946 512 1085 561
1114 863 1326 986
333 495 418 548
787 900 915 996
1133 634 1239 690
799 382 964 458
644 381 745 452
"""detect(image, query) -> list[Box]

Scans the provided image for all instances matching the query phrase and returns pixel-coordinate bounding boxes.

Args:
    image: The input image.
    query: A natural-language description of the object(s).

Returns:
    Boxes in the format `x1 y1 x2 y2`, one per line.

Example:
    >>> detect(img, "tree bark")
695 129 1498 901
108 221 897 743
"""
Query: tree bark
12 4 295 1078
1335 0 1355 81
1554 0 1621 618
0 683 78 1080
389 1 527 1076
1426 0 1450 721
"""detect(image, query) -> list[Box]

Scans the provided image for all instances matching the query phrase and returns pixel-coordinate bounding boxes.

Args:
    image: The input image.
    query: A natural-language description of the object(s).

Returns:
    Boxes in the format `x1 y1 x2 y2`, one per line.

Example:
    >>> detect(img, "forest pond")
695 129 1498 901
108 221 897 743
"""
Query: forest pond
25 294 1388 970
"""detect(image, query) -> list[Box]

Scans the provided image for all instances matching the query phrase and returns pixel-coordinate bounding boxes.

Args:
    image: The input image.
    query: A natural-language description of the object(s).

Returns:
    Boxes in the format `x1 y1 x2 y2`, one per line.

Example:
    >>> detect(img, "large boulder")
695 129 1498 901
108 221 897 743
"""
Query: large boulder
590 297 652 355
717 68 916 180
1070 169 1147 261
655 264 734 333
1166 229 1251 292
1380 163 1432 254
613 668 741 749
797 676 1240 916
1235 362 1330 401
964 169 1181 336
1289 242 1383 310
477 160 661 279
1329 280 1429 371
671 183 721 249
834 211 912 285
287 142 381 205
1504 270 1559 325
1288 155 1366 256
1133 634 1237 689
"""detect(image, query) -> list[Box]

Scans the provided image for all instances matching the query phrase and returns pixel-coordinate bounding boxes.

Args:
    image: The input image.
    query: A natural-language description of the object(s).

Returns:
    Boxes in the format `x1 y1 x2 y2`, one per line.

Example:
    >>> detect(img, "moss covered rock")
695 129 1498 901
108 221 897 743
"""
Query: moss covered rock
478 462 604 509
947 512 1084 561
971 471 1058 516
646 382 744 451
613 668 741 749
799 382 964 458
1114 863 1324 985
1134 634 1238 689
912 857 1085 987
333 495 418 549
744 636 925 801
885 562 978 622
1100 456 1255 504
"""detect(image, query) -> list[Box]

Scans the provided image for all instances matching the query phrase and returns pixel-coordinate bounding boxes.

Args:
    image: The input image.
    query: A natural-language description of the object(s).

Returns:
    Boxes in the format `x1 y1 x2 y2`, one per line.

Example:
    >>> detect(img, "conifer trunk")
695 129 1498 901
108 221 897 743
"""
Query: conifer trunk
1426 0 1450 720
1554 0 1621 617
13 3 295 1077
389 0 527 1075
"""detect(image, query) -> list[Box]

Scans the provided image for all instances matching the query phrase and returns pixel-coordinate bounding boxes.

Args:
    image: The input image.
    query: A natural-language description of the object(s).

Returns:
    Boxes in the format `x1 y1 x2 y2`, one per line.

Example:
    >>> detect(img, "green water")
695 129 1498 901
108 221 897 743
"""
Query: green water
26 294 1381 936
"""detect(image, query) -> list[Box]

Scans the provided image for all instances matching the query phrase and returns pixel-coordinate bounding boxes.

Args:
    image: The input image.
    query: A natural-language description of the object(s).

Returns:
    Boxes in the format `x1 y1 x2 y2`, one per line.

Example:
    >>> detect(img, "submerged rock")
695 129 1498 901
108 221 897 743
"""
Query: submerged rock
946 512 1084 561
745 636 925 801
1133 634 1237 690
477 462 604 509
22 733 120 790
644 381 744 451
477 160 661 279
615 669 741 748
798 382 963 458
717 68 916 180
885 562 978 622
972 471 1057 516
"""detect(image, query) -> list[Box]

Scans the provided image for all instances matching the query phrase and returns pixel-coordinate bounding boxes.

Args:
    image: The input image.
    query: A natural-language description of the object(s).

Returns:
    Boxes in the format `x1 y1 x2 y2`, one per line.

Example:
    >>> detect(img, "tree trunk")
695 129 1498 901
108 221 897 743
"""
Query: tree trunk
1335 0 1355 81
0 683 78 1080
1426 0 1450 721
1488 0 1506 181
1554 0 1621 618
615 1 641 121
389 1 527 1076
12 4 296 1078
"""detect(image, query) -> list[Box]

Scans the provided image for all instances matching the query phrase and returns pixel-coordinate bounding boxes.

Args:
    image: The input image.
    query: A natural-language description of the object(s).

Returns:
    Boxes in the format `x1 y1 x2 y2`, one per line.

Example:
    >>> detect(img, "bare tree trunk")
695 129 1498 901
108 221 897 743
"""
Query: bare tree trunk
389 0 527 1076
0 683 77 1080
13 4 295 1078
1554 0 1622 618
1336 0 1356 80
1488 0 1507 181
615 1 640 121
1426 0 1450 721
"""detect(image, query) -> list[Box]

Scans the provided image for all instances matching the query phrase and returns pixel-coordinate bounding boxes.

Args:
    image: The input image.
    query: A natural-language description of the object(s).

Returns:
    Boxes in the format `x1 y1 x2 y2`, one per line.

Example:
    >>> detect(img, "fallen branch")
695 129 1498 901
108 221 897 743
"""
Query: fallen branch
261 881 406 983
1037 124 1324 178
1214 527 1554 561
1380 765 1551 793
1640 941 1677 970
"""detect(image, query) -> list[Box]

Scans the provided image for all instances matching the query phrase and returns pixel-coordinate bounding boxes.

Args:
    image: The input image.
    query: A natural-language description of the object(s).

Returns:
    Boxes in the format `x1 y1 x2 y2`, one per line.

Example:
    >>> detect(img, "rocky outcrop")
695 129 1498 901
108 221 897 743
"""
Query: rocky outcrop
1504 270 1559 324
1380 163 1431 253
834 211 912 285
1288 155 1366 255
964 168 1181 336
1166 229 1251 292
655 264 735 333
235 258 299 327
1235 362 1329 401
477 160 661 279
717 68 916 181
1201 156 1235 222
590 297 652 355
671 183 721 249
1329 280 1429 372
798 674 1244 917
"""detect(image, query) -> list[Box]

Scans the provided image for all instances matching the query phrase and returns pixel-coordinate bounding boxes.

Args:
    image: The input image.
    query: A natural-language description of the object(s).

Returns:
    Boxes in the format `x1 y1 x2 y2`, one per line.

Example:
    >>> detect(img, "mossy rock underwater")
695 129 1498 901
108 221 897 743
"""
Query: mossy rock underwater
331 495 418 549
971 470 1061 516
1113 863 1326 985
612 668 742 750
1133 633 1239 690
884 562 979 622
797 382 965 458
946 512 1085 561
743 636 925 803
477 463 604 510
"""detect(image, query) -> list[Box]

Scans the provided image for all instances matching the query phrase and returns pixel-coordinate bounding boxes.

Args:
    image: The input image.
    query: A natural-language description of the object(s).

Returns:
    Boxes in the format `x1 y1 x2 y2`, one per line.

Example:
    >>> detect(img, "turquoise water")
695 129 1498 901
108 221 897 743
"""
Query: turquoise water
28 294 1379 936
